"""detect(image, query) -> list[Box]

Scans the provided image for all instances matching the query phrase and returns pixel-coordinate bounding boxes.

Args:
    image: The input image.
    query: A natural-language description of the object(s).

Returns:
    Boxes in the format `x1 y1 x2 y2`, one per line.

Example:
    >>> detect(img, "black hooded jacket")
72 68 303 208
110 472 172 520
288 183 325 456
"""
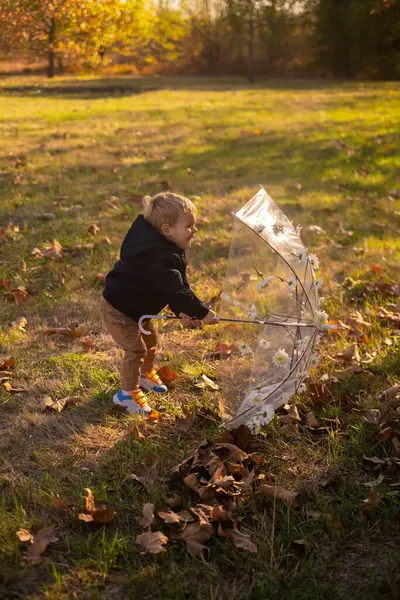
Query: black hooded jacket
103 215 209 323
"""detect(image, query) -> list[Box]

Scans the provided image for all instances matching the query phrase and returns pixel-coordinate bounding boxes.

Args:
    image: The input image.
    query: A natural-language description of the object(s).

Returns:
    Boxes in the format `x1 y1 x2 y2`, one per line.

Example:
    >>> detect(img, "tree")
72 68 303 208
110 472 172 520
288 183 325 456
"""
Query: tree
0 0 149 77
0 0 79 77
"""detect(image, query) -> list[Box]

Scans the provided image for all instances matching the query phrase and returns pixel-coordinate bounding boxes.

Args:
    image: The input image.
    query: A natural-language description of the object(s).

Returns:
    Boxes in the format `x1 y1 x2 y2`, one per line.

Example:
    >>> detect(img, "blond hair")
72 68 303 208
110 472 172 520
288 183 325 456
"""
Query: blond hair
142 192 196 230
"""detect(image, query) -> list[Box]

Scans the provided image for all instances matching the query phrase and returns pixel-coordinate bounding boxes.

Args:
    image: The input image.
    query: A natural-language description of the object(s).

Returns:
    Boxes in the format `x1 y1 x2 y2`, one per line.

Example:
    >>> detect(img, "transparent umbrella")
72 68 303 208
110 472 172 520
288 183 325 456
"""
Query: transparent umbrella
218 187 329 431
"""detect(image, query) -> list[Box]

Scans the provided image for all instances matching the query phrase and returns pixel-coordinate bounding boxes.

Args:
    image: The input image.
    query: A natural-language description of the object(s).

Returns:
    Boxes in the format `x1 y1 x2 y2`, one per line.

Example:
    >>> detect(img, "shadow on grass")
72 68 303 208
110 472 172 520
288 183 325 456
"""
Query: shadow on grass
0 75 396 99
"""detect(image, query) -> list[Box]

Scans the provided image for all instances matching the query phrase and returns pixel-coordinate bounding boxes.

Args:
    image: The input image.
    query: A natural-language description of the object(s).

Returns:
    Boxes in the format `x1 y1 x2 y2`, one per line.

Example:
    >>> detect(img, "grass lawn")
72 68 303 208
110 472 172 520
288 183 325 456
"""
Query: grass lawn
0 75 399 599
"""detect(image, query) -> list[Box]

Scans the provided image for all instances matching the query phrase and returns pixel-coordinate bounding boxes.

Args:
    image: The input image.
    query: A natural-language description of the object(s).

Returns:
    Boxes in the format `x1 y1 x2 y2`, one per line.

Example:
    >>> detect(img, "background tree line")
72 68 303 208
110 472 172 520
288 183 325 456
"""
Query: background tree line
0 0 399 79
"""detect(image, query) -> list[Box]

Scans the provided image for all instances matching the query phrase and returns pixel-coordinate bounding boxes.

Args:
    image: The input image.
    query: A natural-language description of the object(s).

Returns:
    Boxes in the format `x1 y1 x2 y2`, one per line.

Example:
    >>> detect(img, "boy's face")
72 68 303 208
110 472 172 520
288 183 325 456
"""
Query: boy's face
162 212 197 250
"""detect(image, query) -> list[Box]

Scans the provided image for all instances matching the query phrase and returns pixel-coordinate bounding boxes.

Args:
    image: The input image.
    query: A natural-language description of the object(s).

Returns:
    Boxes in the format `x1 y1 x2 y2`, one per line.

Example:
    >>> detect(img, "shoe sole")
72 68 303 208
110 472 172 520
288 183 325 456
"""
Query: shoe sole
112 394 150 415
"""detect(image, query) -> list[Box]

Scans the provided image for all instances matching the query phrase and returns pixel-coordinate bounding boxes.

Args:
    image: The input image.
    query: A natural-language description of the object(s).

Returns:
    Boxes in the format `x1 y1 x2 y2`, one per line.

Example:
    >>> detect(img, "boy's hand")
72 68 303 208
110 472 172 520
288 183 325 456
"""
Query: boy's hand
201 310 219 325
179 313 202 328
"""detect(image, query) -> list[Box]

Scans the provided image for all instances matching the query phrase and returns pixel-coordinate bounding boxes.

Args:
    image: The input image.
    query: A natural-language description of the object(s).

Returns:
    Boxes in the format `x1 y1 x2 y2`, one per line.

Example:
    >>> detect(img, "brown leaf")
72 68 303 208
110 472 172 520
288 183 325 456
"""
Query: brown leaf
392 436 400 457
362 490 381 512
87 224 100 235
77 488 116 523
16 529 33 543
22 526 59 562
218 525 258 552
219 424 253 450
175 412 195 431
81 339 94 352
44 325 84 339
178 520 214 556
12 316 27 331
380 385 400 402
52 496 69 512
157 365 177 384
183 472 200 492
130 455 159 485
166 494 183 510
135 530 168 554
337 343 360 363
213 443 248 462
158 509 182 524
209 342 239 360
305 411 320 428
0 357 14 370
357 408 381 425
39 395 79 412
136 503 155 528
258 484 298 507
3 381 26 393
43 239 63 259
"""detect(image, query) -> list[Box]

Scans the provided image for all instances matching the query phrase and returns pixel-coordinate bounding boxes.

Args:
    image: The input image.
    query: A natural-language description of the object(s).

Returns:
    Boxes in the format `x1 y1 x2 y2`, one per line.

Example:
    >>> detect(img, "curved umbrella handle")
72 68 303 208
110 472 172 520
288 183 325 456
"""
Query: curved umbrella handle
138 314 178 335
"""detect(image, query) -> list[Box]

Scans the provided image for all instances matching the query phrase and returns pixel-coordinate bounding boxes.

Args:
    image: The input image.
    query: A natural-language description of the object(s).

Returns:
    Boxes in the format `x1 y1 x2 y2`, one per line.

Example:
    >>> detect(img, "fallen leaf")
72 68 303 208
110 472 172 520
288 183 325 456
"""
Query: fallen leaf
183 472 200 492
208 342 239 360
362 490 381 512
77 488 116 523
305 411 320 428
165 494 183 510
136 503 155 528
44 325 84 338
357 408 381 425
3 381 26 393
337 343 360 363
195 374 220 391
16 529 33 543
218 424 253 450
214 443 248 462
17 526 59 562
43 239 63 259
130 455 159 485
157 365 177 384
218 525 257 552
158 509 182 524
175 412 196 431
0 371 12 382
135 530 168 554
380 385 400 401
369 264 383 274
52 496 69 512
12 317 27 331
81 339 94 352
258 484 298 507
39 396 79 412
0 357 14 370
392 436 400 457
87 224 100 235
178 520 214 556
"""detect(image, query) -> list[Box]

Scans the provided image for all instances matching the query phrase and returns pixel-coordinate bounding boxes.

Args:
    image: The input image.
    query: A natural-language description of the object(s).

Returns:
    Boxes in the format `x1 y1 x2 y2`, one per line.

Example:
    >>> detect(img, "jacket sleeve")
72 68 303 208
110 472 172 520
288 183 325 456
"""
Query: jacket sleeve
148 251 209 319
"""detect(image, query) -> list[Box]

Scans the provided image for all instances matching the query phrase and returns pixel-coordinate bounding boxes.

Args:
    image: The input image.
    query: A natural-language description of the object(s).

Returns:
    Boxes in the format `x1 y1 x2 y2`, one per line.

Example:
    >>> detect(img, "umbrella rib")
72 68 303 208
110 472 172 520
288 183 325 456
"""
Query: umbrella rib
232 213 315 315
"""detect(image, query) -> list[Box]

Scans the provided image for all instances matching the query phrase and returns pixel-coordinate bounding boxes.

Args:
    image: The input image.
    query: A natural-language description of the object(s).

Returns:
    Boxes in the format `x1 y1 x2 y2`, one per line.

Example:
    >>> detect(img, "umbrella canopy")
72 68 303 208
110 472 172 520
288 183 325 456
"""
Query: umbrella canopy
218 187 327 431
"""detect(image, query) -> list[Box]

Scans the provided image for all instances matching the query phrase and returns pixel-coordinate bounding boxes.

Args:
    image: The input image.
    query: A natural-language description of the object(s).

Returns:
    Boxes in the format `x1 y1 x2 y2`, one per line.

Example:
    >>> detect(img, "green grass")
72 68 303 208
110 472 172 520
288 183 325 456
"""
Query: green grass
0 75 399 599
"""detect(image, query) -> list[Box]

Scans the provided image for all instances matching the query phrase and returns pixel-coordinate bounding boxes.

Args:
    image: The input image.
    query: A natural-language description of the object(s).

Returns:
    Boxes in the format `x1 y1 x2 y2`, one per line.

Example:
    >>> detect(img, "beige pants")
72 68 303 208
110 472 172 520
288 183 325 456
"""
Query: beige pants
101 297 157 391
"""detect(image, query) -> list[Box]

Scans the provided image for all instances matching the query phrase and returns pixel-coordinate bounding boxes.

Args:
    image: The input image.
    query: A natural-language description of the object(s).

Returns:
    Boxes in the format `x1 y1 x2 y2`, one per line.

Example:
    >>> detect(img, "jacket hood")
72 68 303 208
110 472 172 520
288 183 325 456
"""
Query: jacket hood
120 215 182 261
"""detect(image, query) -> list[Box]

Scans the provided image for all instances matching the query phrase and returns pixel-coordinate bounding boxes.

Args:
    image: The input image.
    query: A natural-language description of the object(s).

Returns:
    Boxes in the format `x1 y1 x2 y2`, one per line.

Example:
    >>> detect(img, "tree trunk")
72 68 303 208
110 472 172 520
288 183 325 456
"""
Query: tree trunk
57 55 64 74
247 1 255 83
47 17 56 78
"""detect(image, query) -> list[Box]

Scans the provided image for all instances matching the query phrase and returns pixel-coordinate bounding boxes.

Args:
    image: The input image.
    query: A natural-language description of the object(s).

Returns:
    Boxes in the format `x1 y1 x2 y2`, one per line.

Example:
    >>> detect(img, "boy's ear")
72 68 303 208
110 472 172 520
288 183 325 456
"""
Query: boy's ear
160 223 171 236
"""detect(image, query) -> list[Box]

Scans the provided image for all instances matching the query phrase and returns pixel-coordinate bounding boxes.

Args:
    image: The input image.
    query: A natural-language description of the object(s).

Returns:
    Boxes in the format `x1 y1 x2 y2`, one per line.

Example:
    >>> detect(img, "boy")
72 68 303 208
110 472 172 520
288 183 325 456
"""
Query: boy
101 191 219 417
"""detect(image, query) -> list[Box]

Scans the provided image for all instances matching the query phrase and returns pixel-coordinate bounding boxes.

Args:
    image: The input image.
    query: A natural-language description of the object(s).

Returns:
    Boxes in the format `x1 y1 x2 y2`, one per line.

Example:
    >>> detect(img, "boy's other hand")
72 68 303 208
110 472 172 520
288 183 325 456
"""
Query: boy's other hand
201 310 219 325
179 313 202 328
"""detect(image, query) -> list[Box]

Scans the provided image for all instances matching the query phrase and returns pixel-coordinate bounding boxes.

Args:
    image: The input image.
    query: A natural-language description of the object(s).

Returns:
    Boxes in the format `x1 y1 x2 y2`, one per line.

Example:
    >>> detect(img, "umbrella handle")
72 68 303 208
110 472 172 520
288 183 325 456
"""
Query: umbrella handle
138 314 178 335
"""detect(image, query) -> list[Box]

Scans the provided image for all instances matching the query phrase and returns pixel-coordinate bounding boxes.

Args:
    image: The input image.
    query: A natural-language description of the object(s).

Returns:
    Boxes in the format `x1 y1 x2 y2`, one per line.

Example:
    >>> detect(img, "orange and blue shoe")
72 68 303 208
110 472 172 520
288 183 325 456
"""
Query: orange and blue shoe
113 389 159 419
139 368 168 393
